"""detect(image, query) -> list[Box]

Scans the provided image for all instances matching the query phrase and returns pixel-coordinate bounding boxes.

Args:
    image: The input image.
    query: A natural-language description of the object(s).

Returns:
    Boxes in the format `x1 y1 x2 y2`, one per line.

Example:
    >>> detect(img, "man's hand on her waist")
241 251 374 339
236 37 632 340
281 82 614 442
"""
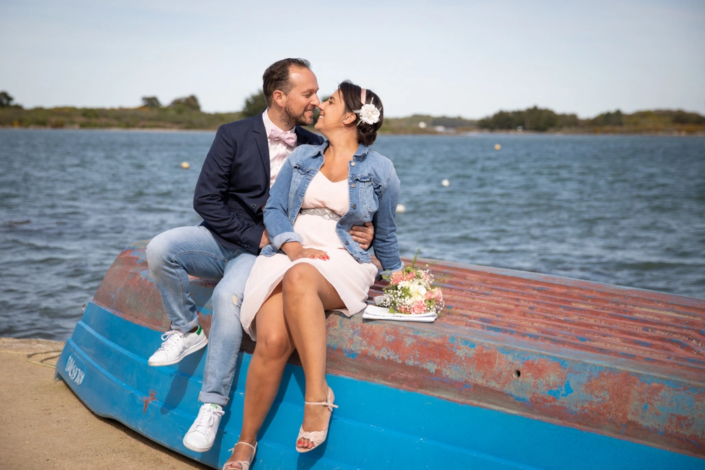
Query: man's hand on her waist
349 222 374 250
259 230 271 249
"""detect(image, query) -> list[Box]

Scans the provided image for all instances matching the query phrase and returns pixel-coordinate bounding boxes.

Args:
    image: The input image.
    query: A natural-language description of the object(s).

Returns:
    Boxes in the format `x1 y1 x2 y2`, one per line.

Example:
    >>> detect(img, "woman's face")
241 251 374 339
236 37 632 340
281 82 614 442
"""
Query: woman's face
315 89 353 134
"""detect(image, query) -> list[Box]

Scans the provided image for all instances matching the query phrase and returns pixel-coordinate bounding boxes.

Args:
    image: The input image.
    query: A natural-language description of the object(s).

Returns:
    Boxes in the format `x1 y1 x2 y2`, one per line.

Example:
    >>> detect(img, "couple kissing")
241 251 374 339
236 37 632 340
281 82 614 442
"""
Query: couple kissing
145 58 401 469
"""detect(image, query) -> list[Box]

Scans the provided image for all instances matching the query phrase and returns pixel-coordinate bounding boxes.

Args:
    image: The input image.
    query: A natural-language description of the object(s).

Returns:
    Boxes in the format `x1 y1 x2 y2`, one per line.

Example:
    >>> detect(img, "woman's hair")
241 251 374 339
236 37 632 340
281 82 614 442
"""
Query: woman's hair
338 80 383 146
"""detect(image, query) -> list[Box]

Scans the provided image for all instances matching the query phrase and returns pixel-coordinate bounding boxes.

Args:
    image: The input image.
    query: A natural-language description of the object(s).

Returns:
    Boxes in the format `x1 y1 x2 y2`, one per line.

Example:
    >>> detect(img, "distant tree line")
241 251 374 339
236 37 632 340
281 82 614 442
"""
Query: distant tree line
0 90 238 130
242 90 267 118
0 91 22 109
478 106 705 132
658 110 705 125
590 109 705 127
141 95 201 112
590 110 624 126
428 116 476 128
478 106 578 131
2 88 704 133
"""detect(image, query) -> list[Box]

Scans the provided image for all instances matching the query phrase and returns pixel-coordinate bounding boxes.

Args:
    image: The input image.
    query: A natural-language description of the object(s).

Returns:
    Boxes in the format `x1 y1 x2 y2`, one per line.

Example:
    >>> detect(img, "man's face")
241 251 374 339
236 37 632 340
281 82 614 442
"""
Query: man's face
283 66 320 126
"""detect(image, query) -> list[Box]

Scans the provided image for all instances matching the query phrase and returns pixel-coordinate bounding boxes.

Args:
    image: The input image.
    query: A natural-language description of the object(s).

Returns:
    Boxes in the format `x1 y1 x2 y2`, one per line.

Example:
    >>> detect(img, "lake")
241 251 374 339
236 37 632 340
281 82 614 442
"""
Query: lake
1 129 703 340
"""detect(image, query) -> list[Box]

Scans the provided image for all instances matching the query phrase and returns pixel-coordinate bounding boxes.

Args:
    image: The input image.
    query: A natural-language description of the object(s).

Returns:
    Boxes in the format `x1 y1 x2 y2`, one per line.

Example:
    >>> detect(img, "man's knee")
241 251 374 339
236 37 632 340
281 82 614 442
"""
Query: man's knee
256 332 292 360
212 283 243 316
147 227 197 273
146 232 172 274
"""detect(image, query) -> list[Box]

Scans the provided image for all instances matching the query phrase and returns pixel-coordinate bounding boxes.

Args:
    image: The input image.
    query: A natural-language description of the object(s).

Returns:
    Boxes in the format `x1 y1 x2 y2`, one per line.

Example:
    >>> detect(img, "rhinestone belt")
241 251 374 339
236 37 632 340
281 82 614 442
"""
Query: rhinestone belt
300 208 342 221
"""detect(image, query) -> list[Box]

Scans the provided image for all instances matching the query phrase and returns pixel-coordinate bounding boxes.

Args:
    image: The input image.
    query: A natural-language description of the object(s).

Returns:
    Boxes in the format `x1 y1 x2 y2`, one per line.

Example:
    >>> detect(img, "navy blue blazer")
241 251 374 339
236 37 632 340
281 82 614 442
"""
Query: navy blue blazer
193 112 324 254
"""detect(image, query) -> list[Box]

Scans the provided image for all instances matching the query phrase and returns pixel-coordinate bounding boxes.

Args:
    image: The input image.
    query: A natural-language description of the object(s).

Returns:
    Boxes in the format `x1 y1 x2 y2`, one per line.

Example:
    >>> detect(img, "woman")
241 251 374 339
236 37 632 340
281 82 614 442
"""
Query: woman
222 81 402 469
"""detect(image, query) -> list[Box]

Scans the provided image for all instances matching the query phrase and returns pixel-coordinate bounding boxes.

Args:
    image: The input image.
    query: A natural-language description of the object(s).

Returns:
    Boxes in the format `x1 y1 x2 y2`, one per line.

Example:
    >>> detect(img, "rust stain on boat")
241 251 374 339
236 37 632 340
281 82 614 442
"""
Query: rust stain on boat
142 389 157 415
93 242 705 458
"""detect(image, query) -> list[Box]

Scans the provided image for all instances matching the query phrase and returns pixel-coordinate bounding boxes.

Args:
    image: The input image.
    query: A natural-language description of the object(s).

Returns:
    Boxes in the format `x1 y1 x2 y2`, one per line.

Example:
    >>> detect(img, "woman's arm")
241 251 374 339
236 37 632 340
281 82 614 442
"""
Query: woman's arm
263 156 302 251
372 163 403 272
264 151 329 261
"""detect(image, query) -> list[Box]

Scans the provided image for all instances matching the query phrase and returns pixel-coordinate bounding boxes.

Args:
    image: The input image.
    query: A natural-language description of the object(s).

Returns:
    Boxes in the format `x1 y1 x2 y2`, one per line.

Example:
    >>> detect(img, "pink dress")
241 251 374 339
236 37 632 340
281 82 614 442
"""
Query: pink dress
240 171 378 340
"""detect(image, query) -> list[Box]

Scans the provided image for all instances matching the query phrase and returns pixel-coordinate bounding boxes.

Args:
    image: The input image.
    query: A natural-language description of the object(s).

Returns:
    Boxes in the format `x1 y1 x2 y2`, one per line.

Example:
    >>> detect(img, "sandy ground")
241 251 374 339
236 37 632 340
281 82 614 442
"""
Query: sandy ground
0 337 209 470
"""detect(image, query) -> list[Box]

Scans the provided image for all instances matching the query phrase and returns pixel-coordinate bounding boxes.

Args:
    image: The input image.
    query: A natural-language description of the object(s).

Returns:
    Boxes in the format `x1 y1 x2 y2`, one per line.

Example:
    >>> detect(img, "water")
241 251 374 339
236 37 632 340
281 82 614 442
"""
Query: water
1 129 703 341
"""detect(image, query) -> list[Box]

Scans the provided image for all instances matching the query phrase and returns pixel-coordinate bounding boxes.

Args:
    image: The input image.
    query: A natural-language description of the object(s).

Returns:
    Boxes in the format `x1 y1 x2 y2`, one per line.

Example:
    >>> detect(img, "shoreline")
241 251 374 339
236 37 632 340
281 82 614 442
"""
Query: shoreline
0 125 215 133
1 125 703 137
0 337 207 469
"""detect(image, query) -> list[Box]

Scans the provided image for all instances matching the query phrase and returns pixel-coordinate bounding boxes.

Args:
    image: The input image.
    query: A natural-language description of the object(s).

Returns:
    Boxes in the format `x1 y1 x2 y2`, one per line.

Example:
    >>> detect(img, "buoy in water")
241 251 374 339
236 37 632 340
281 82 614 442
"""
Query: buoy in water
494 144 501 151
181 162 191 169
396 204 406 213
441 179 450 187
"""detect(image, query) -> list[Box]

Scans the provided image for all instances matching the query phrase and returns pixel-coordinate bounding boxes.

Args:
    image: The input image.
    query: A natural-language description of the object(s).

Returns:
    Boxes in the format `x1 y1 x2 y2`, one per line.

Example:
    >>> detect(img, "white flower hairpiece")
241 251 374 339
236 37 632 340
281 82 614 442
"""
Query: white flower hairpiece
354 88 381 125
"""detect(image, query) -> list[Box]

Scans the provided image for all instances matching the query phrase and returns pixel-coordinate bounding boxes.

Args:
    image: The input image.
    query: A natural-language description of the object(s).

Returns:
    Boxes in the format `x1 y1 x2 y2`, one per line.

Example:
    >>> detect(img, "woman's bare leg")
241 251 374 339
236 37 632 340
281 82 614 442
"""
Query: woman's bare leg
282 263 344 451
224 284 295 468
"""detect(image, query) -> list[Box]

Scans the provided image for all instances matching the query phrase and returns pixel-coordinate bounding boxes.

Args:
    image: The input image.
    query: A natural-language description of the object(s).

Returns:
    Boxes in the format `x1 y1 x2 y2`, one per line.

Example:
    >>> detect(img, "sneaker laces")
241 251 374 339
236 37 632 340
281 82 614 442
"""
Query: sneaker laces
194 405 224 435
158 330 184 354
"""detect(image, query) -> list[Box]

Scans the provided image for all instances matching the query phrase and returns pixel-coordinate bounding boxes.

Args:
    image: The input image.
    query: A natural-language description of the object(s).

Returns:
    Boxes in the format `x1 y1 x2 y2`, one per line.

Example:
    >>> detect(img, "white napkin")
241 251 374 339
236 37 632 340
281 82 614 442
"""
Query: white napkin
362 304 438 322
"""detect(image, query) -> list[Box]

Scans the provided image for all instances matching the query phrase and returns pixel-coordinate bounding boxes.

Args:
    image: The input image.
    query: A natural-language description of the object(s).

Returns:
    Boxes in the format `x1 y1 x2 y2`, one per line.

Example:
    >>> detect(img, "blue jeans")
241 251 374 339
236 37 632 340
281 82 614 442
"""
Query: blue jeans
146 225 257 406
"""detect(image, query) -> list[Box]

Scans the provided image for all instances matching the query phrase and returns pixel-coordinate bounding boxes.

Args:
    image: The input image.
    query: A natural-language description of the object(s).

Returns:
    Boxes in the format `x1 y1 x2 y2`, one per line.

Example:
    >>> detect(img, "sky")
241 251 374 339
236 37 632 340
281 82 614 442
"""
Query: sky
1 0 704 118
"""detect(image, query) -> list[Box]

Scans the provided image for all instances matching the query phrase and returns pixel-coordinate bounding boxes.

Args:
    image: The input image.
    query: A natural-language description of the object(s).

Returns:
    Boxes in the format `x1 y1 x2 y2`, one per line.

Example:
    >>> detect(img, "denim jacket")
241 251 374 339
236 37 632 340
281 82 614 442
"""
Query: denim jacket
261 142 403 272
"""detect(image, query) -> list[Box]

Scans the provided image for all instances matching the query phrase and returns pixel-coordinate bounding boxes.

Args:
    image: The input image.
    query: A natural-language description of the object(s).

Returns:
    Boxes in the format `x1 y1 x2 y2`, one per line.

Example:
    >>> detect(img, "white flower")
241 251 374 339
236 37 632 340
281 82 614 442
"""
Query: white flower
356 103 381 125
409 284 427 298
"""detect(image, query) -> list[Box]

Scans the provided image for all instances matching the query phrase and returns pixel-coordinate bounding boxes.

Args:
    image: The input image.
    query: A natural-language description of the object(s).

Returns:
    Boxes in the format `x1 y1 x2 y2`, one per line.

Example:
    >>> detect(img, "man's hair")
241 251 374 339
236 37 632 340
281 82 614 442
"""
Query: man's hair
262 58 311 107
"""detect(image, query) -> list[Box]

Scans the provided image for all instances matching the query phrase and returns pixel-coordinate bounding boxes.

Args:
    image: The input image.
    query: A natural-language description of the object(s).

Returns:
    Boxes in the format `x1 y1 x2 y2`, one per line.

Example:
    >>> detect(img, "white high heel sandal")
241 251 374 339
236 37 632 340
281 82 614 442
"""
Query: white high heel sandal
296 387 338 453
222 441 257 470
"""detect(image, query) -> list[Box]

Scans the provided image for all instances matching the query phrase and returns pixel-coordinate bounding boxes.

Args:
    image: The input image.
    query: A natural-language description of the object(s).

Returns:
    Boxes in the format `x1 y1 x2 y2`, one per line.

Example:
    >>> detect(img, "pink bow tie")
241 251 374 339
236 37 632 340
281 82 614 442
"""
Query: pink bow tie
268 128 297 147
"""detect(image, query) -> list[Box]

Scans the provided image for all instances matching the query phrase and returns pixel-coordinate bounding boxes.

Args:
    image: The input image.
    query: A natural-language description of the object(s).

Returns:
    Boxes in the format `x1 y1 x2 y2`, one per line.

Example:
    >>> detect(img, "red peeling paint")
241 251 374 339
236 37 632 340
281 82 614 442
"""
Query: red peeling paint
93 242 705 458
142 389 156 415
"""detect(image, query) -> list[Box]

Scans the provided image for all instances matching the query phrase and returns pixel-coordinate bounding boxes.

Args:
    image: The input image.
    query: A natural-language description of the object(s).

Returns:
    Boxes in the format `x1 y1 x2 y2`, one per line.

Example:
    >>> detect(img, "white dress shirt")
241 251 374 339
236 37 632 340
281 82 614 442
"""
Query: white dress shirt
262 109 297 187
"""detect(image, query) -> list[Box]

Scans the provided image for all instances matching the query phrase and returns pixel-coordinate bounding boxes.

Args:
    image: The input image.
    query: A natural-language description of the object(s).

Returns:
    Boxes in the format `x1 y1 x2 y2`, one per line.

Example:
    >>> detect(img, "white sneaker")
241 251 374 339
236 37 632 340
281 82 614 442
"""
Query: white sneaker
183 403 224 452
148 326 208 366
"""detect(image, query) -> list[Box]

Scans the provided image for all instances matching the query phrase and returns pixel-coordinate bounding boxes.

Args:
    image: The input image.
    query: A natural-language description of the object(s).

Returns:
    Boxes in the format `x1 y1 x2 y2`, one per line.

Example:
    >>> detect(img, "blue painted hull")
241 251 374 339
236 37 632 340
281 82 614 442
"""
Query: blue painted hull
57 301 705 469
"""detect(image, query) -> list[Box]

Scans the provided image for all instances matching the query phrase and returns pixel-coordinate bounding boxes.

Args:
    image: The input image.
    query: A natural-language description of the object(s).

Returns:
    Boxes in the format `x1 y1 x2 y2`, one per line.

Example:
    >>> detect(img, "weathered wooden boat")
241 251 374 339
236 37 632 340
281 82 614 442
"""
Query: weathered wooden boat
56 241 705 469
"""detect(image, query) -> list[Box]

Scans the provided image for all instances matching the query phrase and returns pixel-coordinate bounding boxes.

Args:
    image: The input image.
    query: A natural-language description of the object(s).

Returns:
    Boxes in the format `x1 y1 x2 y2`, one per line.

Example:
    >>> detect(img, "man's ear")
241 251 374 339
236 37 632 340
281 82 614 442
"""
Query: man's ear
272 90 286 108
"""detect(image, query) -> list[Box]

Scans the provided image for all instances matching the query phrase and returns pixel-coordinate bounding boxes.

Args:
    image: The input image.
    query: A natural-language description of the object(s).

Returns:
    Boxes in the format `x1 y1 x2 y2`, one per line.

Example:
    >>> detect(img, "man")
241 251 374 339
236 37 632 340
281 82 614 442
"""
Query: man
145 58 374 452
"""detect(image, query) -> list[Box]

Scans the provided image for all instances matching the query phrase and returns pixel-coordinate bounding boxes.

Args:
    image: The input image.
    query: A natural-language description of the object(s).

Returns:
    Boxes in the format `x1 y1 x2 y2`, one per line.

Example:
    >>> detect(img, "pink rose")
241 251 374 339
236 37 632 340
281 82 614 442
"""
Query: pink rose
404 271 416 281
425 288 443 302
397 304 409 313
410 301 427 314
390 271 404 285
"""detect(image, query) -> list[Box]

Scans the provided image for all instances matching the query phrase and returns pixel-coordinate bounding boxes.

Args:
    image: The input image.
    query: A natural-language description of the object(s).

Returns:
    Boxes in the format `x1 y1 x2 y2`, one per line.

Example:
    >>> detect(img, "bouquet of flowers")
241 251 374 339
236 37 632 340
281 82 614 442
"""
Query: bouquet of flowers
375 254 444 316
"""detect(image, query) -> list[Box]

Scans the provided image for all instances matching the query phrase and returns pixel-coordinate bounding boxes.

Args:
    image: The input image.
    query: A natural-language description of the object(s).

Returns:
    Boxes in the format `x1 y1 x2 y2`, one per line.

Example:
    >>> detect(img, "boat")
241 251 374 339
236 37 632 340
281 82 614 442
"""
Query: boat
56 240 705 469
